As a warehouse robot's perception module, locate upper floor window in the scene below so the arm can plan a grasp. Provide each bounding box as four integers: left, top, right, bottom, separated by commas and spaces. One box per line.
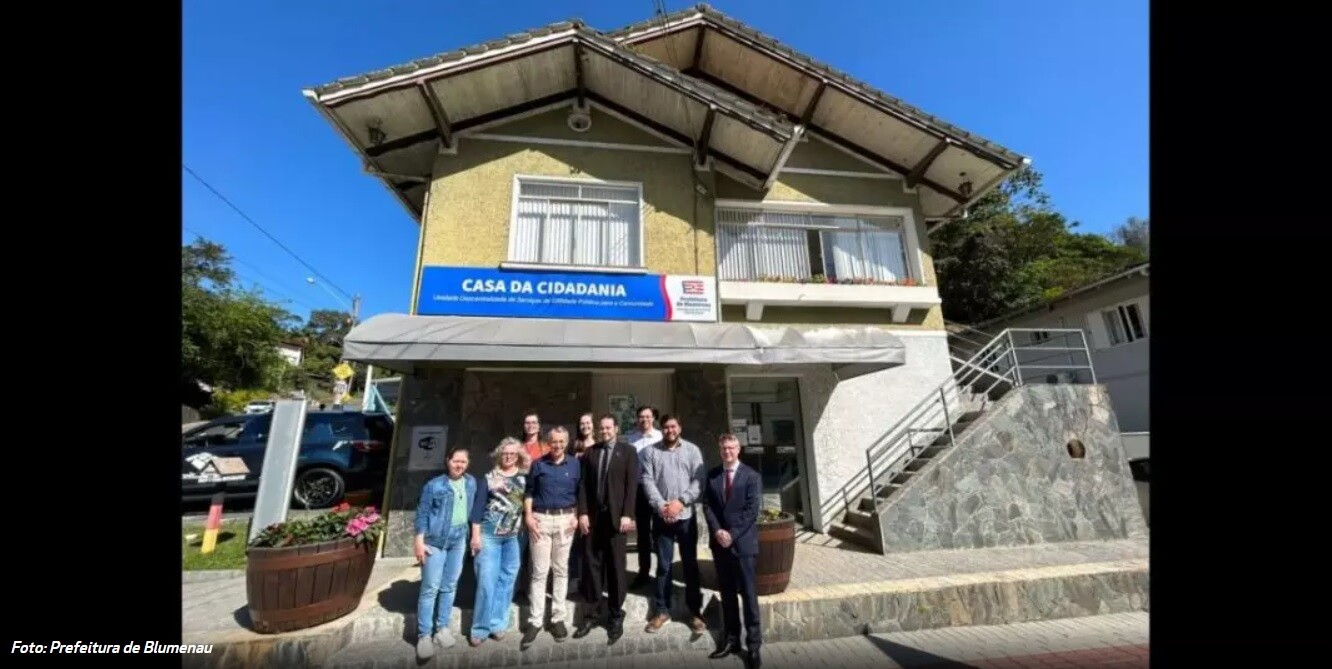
716, 208, 915, 284
1101, 301, 1147, 346
508, 177, 643, 269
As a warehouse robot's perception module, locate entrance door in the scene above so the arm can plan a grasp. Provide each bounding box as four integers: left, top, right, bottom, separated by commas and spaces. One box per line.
728, 377, 808, 525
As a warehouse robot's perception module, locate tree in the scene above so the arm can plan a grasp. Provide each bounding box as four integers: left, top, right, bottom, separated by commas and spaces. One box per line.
291, 309, 356, 399
181, 239, 298, 407
930, 167, 1147, 324
1110, 216, 1149, 254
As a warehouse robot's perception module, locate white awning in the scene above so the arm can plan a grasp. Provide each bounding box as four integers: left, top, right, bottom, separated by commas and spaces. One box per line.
343, 314, 906, 379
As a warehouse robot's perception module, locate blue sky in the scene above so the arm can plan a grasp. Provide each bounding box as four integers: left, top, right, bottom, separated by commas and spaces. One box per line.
183, 0, 1147, 323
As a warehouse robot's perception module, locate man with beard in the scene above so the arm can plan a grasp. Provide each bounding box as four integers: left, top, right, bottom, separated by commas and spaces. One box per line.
639, 415, 706, 635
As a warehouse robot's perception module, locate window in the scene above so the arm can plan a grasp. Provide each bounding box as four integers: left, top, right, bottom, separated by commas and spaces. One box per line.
1101, 302, 1147, 345
184, 420, 245, 448
716, 208, 913, 284
509, 178, 642, 268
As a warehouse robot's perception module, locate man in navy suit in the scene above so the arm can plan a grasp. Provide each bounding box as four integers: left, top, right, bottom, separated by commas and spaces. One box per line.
702, 433, 762, 668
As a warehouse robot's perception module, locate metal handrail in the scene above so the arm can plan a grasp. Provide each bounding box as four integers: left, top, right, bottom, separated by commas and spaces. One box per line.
826, 327, 1095, 526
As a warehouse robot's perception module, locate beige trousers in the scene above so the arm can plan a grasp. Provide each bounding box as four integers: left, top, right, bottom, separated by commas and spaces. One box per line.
527, 512, 577, 627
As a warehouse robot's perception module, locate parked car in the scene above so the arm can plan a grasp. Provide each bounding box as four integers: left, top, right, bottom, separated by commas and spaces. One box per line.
243, 400, 275, 414
181, 410, 393, 508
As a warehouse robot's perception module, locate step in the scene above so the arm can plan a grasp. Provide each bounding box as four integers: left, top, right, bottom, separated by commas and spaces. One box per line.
919, 444, 950, 459
827, 522, 881, 552
903, 457, 933, 473
329, 610, 718, 669
872, 483, 904, 501
857, 496, 886, 513
890, 470, 915, 485
841, 508, 877, 531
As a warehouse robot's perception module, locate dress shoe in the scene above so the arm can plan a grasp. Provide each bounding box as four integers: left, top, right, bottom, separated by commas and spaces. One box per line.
747, 646, 762, 669
709, 641, 742, 659
572, 616, 598, 639
607, 620, 624, 644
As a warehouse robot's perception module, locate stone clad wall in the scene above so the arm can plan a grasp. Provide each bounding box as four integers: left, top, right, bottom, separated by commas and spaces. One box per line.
878, 384, 1149, 553
381, 368, 464, 558
381, 369, 593, 557
672, 366, 728, 472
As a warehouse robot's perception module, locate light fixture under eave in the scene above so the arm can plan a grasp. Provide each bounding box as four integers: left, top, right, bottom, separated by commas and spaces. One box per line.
958, 172, 973, 199
366, 120, 387, 146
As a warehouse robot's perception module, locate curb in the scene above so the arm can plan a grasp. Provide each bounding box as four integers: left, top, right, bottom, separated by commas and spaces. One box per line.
183, 569, 245, 583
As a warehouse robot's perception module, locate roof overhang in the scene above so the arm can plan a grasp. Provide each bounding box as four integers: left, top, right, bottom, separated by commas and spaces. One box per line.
611, 4, 1030, 221
343, 314, 905, 381
303, 21, 799, 219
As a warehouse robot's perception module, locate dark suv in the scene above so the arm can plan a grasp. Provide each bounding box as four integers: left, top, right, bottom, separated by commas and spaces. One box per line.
182, 411, 393, 508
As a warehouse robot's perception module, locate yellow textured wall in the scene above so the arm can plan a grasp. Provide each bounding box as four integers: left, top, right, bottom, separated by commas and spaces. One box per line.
420, 108, 712, 277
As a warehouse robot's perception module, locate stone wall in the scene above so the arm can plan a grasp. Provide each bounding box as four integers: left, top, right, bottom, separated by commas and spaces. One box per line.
458, 370, 593, 461
878, 384, 1149, 553
382, 368, 465, 557
673, 366, 728, 471
382, 369, 593, 557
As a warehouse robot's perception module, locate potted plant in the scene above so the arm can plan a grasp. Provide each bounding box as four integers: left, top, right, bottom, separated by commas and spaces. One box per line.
754, 507, 796, 595
244, 503, 385, 634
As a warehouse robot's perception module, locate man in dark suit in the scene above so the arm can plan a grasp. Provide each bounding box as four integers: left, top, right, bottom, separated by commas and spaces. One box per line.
702, 433, 762, 668
574, 414, 639, 643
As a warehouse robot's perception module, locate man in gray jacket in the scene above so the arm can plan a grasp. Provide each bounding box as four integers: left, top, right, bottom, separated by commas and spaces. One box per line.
638, 414, 707, 634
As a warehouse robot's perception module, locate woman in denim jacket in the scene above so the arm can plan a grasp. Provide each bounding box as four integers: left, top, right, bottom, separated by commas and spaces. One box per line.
414, 446, 487, 661
467, 437, 531, 647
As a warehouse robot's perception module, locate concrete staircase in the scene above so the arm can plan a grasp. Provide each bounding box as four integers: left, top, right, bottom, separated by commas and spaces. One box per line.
828, 405, 986, 551
825, 326, 1098, 554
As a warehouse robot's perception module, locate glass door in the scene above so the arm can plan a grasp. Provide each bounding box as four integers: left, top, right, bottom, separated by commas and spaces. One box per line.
728, 377, 807, 525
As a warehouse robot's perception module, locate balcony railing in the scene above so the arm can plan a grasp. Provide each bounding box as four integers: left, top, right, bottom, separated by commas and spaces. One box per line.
715, 212, 924, 286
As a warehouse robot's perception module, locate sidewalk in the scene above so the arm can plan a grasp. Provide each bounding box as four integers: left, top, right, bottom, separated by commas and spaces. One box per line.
519, 612, 1149, 668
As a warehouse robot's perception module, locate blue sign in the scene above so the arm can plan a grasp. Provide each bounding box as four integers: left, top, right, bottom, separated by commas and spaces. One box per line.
415, 265, 718, 322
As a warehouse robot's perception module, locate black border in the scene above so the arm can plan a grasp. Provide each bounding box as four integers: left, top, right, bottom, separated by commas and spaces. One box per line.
10, 4, 181, 665
1153, 1, 1320, 664
6, 2, 1323, 666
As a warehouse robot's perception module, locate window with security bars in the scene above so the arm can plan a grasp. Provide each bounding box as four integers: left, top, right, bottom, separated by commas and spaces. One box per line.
509, 179, 642, 268
715, 208, 914, 284
1101, 302, 1147, 346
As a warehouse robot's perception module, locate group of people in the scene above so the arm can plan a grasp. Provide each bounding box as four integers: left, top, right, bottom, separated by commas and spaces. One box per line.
412, 406, 766, 668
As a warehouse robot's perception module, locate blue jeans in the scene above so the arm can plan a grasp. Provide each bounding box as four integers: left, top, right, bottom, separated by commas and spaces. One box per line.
654, 515, 703, 616
470, 524, 525, 639
417, 524, 468, 638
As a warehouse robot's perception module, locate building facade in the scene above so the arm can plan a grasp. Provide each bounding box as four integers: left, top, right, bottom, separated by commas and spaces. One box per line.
974, 263, 1149, 457
304, 5, 1027, 555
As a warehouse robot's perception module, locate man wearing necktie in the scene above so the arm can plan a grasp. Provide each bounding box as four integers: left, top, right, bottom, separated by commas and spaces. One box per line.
573, 414, 639, 643
702, 433, 763, 668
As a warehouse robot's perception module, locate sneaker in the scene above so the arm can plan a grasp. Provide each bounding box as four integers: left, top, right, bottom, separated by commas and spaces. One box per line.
433, 629, 456, 649
551, 621, 569, 642
644, 612, 670, 633
415, 636, 434, 660
467, 637, 485, 648
520, 626, 540, 650
489, 631, 506, 641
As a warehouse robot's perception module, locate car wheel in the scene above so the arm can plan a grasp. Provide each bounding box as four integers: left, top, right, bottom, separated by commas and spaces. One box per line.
293, 467, 345, 509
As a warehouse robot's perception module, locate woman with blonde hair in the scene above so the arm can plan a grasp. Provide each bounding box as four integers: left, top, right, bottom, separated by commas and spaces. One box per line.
467, 437, 530, 646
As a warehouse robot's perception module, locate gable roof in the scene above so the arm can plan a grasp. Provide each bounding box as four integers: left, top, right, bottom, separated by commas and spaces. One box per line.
303, 6, 1027, 222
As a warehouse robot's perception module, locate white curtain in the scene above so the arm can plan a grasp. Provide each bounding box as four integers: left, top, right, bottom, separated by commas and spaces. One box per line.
513, 181, 640, 267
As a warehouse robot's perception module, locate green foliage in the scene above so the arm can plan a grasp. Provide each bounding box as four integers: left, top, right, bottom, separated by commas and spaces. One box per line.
182, 239, 298, 405
758, 508, 790, 523
248, 503, 385, 549
931, 167, 1147, 324
203, 388, 274, 419
290, 309, 357, 399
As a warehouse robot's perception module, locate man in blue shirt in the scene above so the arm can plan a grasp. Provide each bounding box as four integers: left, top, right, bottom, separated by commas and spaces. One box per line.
522, 426, 581, 648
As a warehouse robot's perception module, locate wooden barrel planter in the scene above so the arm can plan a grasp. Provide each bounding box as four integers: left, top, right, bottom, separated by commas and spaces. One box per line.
246, 538, 376, 634
754, 512, 796, 596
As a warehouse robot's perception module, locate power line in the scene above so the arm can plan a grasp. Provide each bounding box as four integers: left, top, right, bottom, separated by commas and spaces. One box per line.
183, 226, 322, 312
182, 164, 355, 301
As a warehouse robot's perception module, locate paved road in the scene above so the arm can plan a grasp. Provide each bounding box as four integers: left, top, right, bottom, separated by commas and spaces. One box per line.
523, 612, 1149, 669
